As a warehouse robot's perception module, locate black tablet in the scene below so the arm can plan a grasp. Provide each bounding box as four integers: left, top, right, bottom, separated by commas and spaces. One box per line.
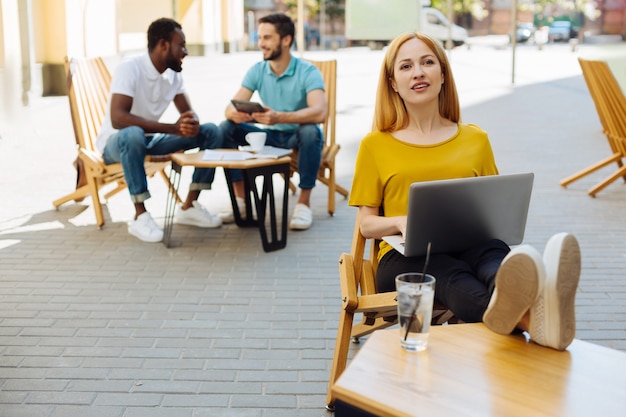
231, 100, 266, 114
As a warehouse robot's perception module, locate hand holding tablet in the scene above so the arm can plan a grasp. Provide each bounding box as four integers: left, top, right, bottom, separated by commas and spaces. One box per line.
231, 100, 267, 114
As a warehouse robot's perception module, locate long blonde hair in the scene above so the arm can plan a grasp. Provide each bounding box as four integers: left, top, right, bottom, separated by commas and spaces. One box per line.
373, 32, 460, 132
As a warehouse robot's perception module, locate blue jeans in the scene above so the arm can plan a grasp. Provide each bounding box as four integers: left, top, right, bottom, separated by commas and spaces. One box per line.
376, 239, 511, 323
102, 124, 223, 203
219, 120, 323, 189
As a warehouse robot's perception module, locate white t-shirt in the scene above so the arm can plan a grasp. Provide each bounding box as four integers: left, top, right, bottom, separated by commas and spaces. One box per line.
95, 53, 186, 153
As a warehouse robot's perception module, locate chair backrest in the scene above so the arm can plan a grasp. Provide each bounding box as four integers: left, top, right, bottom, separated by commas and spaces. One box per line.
65, 56, 111, 153
308, 59, 337, 158
578, 58, 626, 157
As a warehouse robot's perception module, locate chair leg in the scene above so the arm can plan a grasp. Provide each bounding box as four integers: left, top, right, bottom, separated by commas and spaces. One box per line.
335, 183, 350, 197
560, 153, 622, 187
588, 165, 626, 197
327, 169, 336, 216
103, 180, 128, 201
326, 308, 355, 409
316, 174, 349, 198
53, 185, 91, 208
85, 175, 106, 228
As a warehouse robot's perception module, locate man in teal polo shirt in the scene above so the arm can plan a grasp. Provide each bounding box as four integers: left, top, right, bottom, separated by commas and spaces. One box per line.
219, 13, 327, 231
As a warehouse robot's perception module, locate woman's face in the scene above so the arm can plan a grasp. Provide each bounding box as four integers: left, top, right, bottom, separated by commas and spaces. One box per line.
390, 37, 444, 107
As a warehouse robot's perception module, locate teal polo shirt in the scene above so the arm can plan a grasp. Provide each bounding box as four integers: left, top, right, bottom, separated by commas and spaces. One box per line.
242, 55, 325, 132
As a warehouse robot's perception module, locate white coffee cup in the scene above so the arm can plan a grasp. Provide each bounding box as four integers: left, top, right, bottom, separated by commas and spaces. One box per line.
245, 132, 267, 152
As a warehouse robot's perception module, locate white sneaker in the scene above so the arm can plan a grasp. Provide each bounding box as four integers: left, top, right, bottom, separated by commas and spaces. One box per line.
289, 203, 313, 230
529, 233, 581, 350
218, 197, 256, 223
175, 201, 222, 228
483, 245, 545, 335
128, 212, 163, 243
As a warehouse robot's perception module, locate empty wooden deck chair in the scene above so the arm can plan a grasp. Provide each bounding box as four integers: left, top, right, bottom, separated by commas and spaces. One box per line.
560, 58, 626, 196
53, 56, 178, 227
326, 210, 458, 409
289, 59, 349, 215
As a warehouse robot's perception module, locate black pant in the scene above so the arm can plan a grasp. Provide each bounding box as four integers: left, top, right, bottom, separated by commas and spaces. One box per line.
377, 239, 510, 323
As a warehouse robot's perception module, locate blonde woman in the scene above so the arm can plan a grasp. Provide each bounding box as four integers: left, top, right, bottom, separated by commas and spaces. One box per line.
349, 32, 581, 350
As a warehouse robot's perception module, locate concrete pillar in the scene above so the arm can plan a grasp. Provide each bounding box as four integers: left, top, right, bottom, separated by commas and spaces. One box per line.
219, 0, 244, 53
32, 0, 67, 96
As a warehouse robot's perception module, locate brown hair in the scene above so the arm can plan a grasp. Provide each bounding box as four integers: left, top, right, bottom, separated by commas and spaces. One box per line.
259, 13, 295, 47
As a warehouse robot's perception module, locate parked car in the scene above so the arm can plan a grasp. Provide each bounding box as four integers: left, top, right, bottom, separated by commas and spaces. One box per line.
510, 22, 536, 43
548, 21, 573, 42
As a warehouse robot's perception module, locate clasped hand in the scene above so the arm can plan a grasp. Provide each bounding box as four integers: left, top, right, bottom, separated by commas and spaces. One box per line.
177, 110, 200, 137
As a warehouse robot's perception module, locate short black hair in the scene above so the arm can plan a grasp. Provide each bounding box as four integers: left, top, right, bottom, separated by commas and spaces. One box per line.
147, 18, 182, 51
259, 13, 295, 46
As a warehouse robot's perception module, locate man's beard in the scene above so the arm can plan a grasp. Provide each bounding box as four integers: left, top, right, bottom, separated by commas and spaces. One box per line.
263, 44, 283, 61
166, 53, 183, 72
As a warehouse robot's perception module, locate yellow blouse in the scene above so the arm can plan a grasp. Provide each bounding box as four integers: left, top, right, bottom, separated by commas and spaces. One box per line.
349, 123, 499, 260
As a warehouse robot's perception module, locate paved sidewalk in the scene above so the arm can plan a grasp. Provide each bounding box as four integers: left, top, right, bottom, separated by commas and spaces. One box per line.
1, 40, 625, 416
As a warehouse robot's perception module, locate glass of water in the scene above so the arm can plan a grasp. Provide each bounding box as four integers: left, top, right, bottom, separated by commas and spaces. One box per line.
395, 273, 436, 352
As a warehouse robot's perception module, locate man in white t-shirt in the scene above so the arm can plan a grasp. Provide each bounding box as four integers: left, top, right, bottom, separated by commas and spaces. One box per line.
97, 18, 223, 243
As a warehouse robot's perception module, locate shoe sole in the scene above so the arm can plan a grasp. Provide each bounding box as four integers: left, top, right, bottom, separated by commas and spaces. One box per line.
289, 222, 312, 230
174, 219, 222, 228
483, 246, 542, 335
543, 233, 581, 350
128, 228, 163, 243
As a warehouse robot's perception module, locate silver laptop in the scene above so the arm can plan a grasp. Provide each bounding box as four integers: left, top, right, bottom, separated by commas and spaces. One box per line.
383, 173, 534, 257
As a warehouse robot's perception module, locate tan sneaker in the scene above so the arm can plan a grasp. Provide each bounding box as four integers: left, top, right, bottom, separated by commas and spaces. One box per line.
529, 233, 581, 350
483, 245, 545, 335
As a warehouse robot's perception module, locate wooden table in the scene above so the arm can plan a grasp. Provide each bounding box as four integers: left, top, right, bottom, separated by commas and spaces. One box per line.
163, 151, 291, 252
332, 323, 626, 417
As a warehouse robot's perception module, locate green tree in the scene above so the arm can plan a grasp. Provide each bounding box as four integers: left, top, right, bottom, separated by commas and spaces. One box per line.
281, 0, 345, 36
282, 0, 320, 20
430, 0, 487, 20
323, 0, 345, 35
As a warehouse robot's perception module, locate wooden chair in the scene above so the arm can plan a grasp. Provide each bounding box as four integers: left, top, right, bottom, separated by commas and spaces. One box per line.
560, 58, 626, 196
289, 59, 349, 215
53, 56, 178, 227
326, 210, 458, 409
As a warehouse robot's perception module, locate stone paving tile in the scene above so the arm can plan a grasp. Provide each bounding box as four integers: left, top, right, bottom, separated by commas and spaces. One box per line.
1, 41, 625, 416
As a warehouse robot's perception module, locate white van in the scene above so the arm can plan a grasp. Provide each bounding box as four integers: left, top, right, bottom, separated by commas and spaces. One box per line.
345, 1, 468, 49
422, 7, 468, 47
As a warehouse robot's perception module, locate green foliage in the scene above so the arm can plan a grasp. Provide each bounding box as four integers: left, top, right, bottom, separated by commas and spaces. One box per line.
281, 0, 345, 21
282, 0, 320, 19
325, 0, 345, 20
430, 0, 484, 17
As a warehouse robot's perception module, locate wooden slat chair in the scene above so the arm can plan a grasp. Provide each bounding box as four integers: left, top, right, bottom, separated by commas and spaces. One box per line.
288, 59, 349, 215
326, 210, 458, 409
560, 58, 626, 196
53, 56, 179, 227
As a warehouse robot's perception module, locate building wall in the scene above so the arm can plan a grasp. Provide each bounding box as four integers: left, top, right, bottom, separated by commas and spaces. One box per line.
0, 0, 244, 100
0, 3, 5, 67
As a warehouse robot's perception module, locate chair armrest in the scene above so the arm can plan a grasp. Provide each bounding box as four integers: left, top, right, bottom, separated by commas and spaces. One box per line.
357, 292, 397, 314
78, 148, 106, 175
322, 143, 340, 165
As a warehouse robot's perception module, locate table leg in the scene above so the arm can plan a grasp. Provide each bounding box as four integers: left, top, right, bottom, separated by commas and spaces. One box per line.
223, 168, 257, 227
224, 162, 290, 252
163, 161, 182, 248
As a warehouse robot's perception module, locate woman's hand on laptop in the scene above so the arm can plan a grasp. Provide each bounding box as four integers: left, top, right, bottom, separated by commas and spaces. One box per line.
397, 216, 407, 239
